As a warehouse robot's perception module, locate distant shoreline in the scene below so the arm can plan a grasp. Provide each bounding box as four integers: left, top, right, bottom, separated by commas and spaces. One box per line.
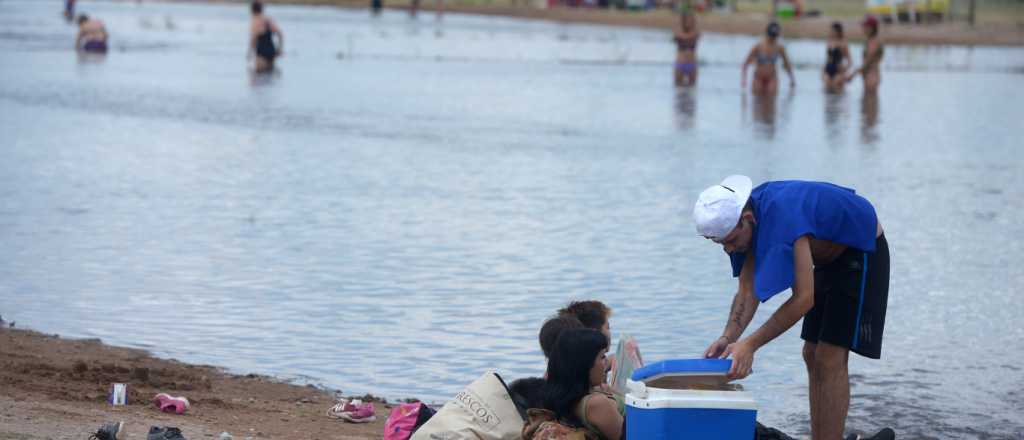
170, 0, 1024, 46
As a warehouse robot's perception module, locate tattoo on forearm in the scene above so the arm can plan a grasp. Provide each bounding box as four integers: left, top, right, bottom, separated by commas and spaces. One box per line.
732, 301, 744, 328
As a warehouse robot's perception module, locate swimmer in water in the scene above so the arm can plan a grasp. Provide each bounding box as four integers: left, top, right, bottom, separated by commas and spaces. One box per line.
248, 1, 283, 73
846, 15, 884, 94
741, 22, 795, 96
673, 13, 700, 87
823, 22, 851, 92
75, 14, 108, 53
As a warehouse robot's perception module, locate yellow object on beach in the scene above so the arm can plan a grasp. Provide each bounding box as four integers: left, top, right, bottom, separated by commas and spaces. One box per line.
865, 0, 950, 15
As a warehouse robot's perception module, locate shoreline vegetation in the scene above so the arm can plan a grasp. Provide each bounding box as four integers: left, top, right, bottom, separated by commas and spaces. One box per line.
0, 326, 390, 439
175, 0, 1024, 46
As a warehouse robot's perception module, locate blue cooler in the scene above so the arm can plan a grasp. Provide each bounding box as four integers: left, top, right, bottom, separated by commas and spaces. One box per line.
625, 359, 757, 439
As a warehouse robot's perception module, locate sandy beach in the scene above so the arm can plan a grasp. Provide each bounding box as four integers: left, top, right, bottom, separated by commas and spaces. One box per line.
0, 326, 389, 439
207, 0, 1024, 46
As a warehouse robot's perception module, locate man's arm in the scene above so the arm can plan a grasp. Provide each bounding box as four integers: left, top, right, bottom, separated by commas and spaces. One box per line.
705, 252, 759, 358
724, 235, 815, 378
724, 252, 758, 341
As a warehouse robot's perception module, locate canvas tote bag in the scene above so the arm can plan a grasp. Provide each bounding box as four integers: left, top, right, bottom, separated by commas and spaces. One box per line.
411, 372, 525, 440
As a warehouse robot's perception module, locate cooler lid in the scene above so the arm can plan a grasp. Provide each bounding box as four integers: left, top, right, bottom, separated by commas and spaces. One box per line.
631, 359, 731, 382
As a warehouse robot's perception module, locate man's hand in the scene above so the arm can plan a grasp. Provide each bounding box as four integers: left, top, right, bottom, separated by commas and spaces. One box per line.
704, 335, 730, 359
721, 339, 755, 380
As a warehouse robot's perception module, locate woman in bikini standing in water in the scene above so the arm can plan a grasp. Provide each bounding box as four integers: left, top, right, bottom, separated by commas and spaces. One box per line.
673, 13, 700, 87
741, 22, 795, 96
822, 22, 851, 92
847, 15, 884, 94
248, 1, 283, 73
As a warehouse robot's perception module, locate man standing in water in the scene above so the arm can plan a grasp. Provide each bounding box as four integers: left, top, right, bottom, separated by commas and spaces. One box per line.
75, 14, 108, 53
248, 1, 283, 73
694, 175, 894, 440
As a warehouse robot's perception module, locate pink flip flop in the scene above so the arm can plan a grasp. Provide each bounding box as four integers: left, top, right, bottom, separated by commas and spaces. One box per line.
153, 393, 190, 414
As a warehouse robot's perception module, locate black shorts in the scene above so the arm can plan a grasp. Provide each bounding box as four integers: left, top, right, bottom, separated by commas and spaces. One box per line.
801, 234, 890, 359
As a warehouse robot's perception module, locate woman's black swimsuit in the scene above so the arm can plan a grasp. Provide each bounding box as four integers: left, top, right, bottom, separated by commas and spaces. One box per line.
255, 23, 276, 60
825, 46, 843, 78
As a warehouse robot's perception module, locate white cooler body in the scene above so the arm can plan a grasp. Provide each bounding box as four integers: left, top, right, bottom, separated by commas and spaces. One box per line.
625, 379, 757, 439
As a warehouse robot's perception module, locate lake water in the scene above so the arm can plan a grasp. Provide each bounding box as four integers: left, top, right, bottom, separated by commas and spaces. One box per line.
2, 1, 1023, 437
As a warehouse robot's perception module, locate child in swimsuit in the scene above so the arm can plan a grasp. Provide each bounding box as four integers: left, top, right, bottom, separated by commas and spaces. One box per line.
741, 22, 795, 96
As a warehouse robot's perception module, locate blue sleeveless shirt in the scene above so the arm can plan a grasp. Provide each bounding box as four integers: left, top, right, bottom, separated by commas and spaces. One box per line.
728, 181, 878, 302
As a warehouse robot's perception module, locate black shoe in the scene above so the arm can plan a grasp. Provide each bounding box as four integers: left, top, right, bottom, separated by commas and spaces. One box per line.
148, 426, 186, 440
846, 428, 896, 440
89, 421, 123, 440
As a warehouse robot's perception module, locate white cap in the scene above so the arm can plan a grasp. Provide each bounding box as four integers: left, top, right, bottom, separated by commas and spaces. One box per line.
693, 175, 753, 240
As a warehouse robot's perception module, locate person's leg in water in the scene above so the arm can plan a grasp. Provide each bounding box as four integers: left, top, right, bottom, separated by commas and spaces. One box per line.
753, 74, 777, 96
863, 70, 880, 94
814, 341, 851, 440
255, 55, 274, 73
803, 342, 821, 438
751, 75, 764, 95
686, 64, 698, 87
765, 75, 779, 95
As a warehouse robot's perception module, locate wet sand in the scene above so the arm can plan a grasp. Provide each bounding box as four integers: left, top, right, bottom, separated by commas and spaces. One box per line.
187, 0, 1024, 46
0, 327, 389, 439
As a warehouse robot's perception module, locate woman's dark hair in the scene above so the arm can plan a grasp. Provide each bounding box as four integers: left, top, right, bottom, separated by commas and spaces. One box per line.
865, 22, 878, 37
76, 14, 89, 25
557, 300, 611, 332
863, 15, 879, 37
766, 22, 781, 38
541, 328, 609, 426
831, 21, 843, 38
539, 315, 584, 359
251, 1, 263, 14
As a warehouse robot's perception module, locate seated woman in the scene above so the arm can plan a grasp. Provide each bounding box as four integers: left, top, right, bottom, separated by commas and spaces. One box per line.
523, 328, 622, 440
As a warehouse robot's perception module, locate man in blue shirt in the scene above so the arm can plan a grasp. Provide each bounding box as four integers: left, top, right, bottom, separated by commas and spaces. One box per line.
694, 175, 891, 440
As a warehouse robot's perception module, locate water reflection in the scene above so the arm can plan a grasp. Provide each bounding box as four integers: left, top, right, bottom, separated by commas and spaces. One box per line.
860, 93, 880, 145
76, 51, 107, 65
824, 92, 847, 144
742, 90, 793, 139
249, 68, 282, 87
673, 89, 697, 131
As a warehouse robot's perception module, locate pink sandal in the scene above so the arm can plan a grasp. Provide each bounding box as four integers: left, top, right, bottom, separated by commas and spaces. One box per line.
153, 393, 190, 414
